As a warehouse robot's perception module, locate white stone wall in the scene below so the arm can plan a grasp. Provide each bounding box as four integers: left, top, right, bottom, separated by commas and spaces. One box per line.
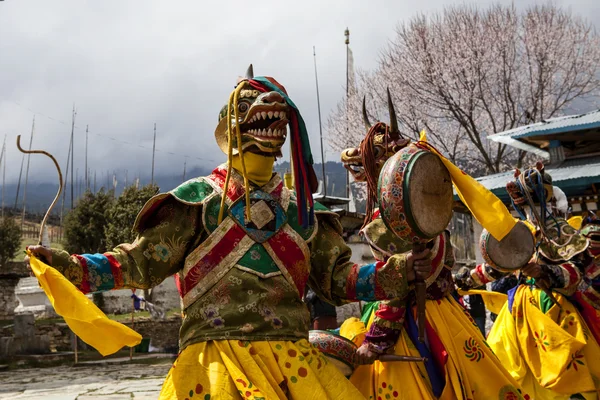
101, 276, 181, 315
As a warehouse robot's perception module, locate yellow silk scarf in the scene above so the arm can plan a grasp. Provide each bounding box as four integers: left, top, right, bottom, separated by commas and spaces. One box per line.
230, 152, 275, 187
28, 253, 141, 356
419, 130, 516, 241
459, 289, 509, 315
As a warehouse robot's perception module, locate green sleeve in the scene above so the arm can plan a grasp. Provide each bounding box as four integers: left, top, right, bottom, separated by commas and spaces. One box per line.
308, 214, 411, 306
50, 196, 203, 293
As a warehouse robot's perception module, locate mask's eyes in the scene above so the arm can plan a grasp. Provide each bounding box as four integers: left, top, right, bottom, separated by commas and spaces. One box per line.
238, 101, 250, 113
373, 146, 385, 158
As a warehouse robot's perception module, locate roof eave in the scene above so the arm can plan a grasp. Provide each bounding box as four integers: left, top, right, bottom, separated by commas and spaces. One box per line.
489, 135, 550, 158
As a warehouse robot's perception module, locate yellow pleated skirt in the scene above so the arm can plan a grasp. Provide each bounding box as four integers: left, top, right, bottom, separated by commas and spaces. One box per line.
341, 296, 527, 400
158, 339, 365, 400
487, 285, 600, 400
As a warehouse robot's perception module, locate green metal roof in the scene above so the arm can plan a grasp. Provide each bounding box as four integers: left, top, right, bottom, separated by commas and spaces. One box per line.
488, 109, 600, 140
454, 155, 600, 203
487, 109, 600, 158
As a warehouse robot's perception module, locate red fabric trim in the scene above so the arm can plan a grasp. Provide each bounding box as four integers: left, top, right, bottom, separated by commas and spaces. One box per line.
573, 292, 600, 345
346, 264, 359, 300
174, 275, 184, 297
73, 255, 91, 294
583, 286, 600, 307
270, 180, 284, 201
586, 261, 600, 280
561, 263, 580, 289
474, 264, 488, 284
374, 261, 387, 299
209, 167, 244, 203
104, 254, 124, 289
425, 315, 449, 371
268, 229, 309, 295
375, 304, 406, 321
428, 235, 445, 279
248, 81, 269, 93
182, 224, 246, 296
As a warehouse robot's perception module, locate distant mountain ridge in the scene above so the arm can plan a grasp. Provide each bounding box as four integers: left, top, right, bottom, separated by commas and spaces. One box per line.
2, 162, 351, 215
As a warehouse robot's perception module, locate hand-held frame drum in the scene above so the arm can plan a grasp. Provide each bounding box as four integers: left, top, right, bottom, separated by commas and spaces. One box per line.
481, 220, 561, 308
378, 144, 453, 342
480, 221, 535, 273
308, 331, 426, 377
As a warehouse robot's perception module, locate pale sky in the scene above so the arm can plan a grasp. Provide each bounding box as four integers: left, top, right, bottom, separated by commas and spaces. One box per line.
1, 0, 598, 184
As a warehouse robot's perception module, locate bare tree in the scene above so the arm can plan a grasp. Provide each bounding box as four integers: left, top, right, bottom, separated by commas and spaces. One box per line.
327, 3, 600, 175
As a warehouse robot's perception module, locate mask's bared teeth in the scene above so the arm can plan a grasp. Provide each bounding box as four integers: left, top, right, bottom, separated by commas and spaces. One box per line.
274, 111, 280, 118
280, 112, 287, 119
268, 111, 273, 119
261, 112, 267, 120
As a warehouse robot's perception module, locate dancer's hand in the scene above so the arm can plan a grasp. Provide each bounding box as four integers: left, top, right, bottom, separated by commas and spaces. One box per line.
23, 245, 52, 276
454, 267, 474, 291
522, 262, 543, 279
407, 249, 432, 282
355, 344, 378, 365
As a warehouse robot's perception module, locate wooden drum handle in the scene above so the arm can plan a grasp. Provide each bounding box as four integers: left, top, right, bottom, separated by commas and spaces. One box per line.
412, 242, 427, 343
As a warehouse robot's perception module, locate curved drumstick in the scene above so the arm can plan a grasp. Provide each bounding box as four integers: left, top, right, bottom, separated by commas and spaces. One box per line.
16, 135, 63, 246
354, 354, 427, 365
379, 354, 428, 363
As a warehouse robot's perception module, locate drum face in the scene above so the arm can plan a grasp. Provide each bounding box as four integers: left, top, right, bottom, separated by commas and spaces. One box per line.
379, 146, 453, 242
481, 221, 535, 272
406, 153, 453, 239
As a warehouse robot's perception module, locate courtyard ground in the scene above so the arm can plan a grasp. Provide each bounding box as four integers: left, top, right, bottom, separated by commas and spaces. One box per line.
0, 359, 173, 400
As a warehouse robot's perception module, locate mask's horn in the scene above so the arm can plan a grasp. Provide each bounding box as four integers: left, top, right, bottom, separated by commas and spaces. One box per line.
387, 88, 399, 136
362, 96, 372, 130
246, 64, 254, 79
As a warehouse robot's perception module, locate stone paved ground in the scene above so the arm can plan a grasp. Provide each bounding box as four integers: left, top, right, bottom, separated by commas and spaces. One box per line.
0, 362, 172, 399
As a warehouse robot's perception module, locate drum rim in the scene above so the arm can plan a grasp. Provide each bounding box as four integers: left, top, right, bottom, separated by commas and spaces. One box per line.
308, 330, 356, 368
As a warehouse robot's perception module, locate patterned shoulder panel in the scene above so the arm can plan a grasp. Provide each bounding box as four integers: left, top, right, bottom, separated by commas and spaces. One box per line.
171, 177, 215, 205
314, 201, 330, 212
286, 197, 318, 242
133, 177, 215, 233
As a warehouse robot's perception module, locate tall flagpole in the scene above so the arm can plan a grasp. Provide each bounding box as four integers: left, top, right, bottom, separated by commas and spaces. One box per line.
70, 105, 76, 210
151, 123, 157, 185
60, 126, 73, 226
85, 125, 89, 191
1, 135, 6, 219
345, 28, 350, 207
313, 46, 327, 197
